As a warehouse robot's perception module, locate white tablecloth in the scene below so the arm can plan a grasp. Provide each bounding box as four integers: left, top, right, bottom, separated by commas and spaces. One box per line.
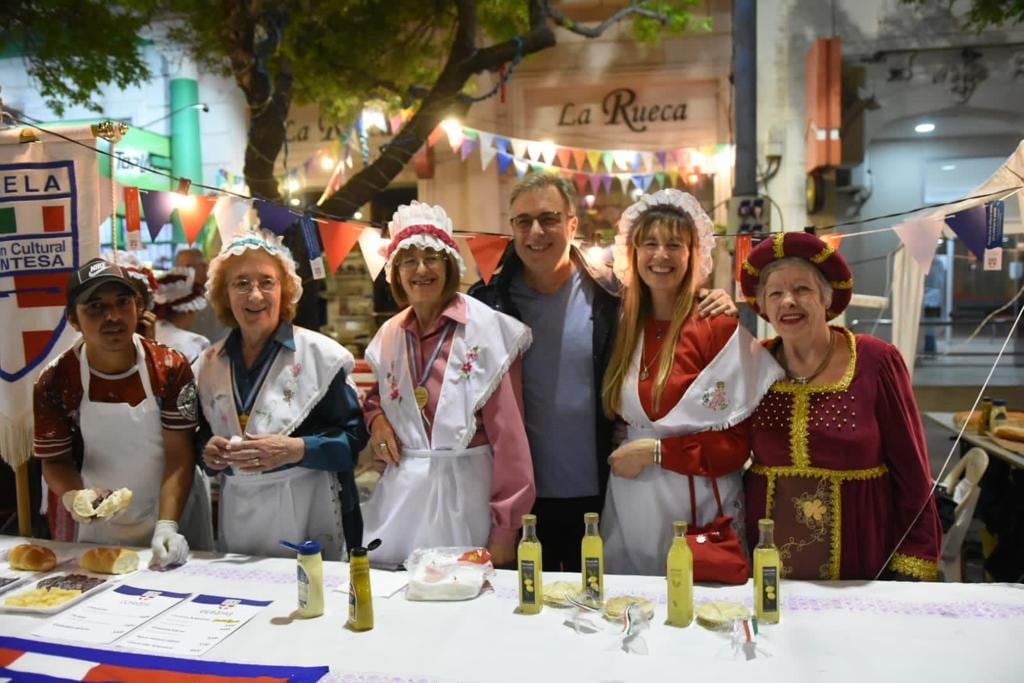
2, 536, 1022, 682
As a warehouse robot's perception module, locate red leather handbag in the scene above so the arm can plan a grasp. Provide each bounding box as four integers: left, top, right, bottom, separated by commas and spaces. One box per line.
685, 474, 750, 585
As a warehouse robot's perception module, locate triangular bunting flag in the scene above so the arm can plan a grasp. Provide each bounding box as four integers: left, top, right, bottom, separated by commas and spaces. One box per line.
540, 144, 558, 165
510, 138, 529, 159
460, 137, 479, 161
894, 218, 945, 272
140, 190, 177, 241
572, 149, 587, 171
427, 125, 445, 148
513, 159, 530, 178
319, 220, 362, 274
213, 196, 252, 246
556, 147, 573, 168
358, 227, 387, 281
493, 136, 510, 153
529, 163, 545, 174
480, 142, 498, 171
617, 175, 631, 194
573, 173, 589, 196
944, 205, 987, 260
478, 131, 494, 153
586, 150, 602, 172
656, 151, 668, 168
255, 200, 298, 235
465, 234, 511, 285
667, 170, 680, 187
526, 140, 543, 161
640, 152, 655, 173
602, 152, 616, 173
601, 175, 613, 194
588, 174, 602, 195
630, 152, 642, 172
176, 195, 217, 246
447, 126, 465, 154
497, 151, 514, 175
654, 172, 666, 188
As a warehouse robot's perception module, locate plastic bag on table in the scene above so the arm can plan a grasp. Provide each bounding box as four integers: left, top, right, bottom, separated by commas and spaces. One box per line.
404, 547, 494, 601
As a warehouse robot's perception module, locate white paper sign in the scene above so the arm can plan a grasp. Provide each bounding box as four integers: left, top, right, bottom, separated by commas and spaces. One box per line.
983, 247, 1003, 271
32, 585, 189, 645
117, 593, 272, 657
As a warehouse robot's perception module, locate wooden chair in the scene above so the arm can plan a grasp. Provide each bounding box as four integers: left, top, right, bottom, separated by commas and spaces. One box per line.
938, 447, 989, 582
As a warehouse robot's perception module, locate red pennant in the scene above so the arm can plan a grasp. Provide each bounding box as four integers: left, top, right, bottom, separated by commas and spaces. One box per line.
573, 173, 589, 196
465, 234, 511, 285
176, 195, 217, 245
319, 220, 362, 274
734, 234, 753, 282
124, 186, 141, 234
556, 147, 573, 169
427, 125, 445, 148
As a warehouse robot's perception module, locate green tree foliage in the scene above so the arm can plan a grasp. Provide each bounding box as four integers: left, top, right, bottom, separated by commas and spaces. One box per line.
2, 1, 702, 216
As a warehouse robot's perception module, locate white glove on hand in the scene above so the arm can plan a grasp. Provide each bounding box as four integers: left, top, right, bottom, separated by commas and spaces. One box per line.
151, 519, 190, 568
61, 490, 94, 525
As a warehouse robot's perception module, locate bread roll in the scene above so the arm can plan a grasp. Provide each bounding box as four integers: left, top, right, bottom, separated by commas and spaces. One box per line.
79, 547, 139, 575
72, 488, 133, 519
8, 544, 57, 571
993, 425, 1024, 442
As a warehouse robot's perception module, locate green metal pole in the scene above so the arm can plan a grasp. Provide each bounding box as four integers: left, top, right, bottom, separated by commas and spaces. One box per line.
170, 77, 203, 243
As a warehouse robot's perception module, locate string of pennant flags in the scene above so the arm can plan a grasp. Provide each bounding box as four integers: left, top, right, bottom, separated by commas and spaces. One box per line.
12, 115, 1022, 291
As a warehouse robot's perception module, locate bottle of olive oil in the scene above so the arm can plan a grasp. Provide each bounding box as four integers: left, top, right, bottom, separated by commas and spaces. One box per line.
580, 512, 604, 605
666, 521, 693, 626
753, 518, 780, 624
517, 514, 543, 614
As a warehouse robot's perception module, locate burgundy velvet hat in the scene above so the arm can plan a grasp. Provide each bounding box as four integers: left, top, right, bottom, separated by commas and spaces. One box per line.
739, 232, 853, 321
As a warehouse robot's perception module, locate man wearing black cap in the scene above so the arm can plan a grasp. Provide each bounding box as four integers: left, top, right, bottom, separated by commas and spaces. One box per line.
33, 258, 198, 567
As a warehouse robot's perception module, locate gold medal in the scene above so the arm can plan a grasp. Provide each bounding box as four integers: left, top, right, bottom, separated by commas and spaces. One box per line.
414, 386, 429, 408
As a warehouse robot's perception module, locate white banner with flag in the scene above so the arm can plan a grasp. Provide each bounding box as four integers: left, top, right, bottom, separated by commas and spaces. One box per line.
0, 126, 103, 468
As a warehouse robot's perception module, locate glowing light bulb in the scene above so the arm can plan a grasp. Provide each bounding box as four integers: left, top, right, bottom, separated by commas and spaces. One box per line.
320, 155, 336, 171
287, 178, 301, 193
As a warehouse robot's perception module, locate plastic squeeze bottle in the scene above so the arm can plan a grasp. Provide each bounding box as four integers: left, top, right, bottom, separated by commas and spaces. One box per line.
280, 540, 324, 618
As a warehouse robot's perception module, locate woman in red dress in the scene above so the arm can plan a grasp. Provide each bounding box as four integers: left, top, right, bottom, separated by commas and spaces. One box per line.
739, 232, 941, 580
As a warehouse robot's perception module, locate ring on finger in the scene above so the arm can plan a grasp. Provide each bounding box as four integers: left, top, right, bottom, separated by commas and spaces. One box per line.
250, 457, 260, 466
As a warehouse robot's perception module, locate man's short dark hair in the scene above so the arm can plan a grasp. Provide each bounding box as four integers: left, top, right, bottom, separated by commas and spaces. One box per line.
509, 173, 578, 213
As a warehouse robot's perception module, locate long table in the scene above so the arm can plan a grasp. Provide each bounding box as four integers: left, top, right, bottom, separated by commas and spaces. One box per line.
925, 411, 1024, 469
2, 536, 1023, 682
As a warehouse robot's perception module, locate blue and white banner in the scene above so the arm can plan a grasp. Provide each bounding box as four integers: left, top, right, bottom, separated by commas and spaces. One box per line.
0, 126, 102, 468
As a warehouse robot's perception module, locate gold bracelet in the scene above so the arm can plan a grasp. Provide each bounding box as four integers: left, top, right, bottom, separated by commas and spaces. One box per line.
653, 439, 662, 466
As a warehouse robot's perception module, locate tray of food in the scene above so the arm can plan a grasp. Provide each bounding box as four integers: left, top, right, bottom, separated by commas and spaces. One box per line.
1, 572, 112, 614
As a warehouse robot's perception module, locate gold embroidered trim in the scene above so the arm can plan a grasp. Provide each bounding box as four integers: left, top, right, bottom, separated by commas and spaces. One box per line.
743, 260, 761, 277
890, 553, 939, 581
765, 472, 777, 521
749, 463, 889, 481
832, 278, 853, 290
745, 296, 758, 306
829, 478, 842, 579
811, 245, 835, 264
773, 234, 787, 259
771, 327, 857, 394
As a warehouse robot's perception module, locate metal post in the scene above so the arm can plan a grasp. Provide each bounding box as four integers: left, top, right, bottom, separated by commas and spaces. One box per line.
733, 0, 757, 197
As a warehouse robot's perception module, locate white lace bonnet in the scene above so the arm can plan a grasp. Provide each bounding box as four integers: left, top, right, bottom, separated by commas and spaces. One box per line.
613, 189, 716, 283
384, 201, 465, 283
154, 266, 208, 313
206, 228, 303, 304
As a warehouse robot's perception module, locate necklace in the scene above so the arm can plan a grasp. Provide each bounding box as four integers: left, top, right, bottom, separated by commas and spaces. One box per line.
638, 325, 666, 381
779, 330, 836, 384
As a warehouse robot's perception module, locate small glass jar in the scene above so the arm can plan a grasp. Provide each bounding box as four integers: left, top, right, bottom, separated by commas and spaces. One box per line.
978, 397, 993, 436
990, 399, 1009, 434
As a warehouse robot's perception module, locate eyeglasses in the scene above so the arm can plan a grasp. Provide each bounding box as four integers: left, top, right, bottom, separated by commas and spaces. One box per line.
229, 277, 279, 294
509, 211, 569, 232
398, 254, 447, 272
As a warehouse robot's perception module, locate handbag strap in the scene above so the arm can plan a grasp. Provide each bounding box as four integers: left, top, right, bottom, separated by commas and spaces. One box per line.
687, 447, 726, 524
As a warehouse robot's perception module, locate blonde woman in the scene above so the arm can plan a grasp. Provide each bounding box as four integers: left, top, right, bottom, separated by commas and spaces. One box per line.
600, 190, 782, 578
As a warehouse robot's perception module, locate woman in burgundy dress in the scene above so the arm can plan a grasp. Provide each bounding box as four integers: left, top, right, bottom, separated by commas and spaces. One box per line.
739, 232, 941, 580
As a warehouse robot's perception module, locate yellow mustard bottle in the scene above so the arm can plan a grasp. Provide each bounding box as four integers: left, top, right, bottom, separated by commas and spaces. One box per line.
347, 547, 373, 631
518, 514, 543, 614
666, 521, 693, 627
280, 540, 324, 618
581, 512, 604, 605
753, 518, 781, 624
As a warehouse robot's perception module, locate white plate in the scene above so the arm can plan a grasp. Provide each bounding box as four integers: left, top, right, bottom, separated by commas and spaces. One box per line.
0, 576, 28, 596
0, 571, 115, 614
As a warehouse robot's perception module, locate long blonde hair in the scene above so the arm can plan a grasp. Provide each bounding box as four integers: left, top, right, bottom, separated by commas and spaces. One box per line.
602, 208, 700, 418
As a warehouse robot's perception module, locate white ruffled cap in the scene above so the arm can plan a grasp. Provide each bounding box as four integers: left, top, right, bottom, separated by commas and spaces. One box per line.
154, 267, 208, 313
384, 200, 465, 283
206, 228, 303, 304
613, 189, 716, 284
